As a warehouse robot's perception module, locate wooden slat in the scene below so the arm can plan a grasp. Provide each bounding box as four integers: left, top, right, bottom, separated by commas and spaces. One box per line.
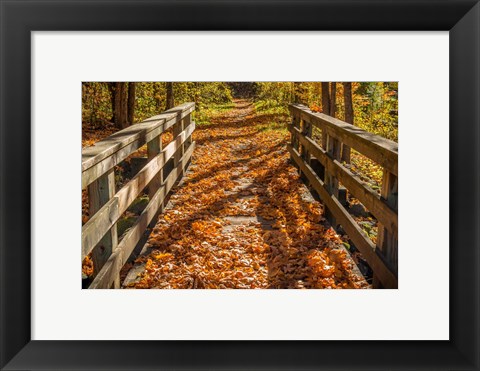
147, 134, 163, 202
377, 170, 399, 269
324, 132, 341, 226
89, 142, 195, 289
289, 125, 398, 233
82, 102, 195, 188
288, 145, 397, 289
87, 168, 118, 277
82, 122, 196, 259
82, 102, 194, 170
290, 104, 398, 176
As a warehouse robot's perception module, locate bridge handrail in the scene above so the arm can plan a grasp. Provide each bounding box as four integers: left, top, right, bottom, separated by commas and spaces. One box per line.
289, 104, 398, 175
82, 102, 195, 189
288, 103, 398, 289
82, 102, 196, 289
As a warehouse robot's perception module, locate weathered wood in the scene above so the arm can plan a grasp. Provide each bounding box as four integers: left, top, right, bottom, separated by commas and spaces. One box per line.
324, 133, 341, 226
173, 114, 185, 162
147, 134, 163, 202
83, 102, 194, 170
376, 170, 399, 281
82, 122, 196, 259
290, 126, 397, 233
82, 102, 195, 188
172, 112, 187, 180
341, 82, 354, 164
184, 114, 193, 152
288, 111, 301, 168
89, 142, 195, 289
87, 168, 118, 277
299, 118, 313, 184
290, 104, 398, 176
288, 145, 397, 289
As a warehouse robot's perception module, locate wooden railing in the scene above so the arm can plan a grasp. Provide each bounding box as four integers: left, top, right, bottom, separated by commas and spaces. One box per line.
82, 102, 196, 289
288, 104, 398, 289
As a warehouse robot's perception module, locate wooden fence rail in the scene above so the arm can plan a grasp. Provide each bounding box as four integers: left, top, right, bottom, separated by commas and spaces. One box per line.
82, 102, 196, 289
288, 104, 398, 289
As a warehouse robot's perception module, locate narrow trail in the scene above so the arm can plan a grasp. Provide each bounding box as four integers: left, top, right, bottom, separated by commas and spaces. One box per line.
125, 100, 368, 289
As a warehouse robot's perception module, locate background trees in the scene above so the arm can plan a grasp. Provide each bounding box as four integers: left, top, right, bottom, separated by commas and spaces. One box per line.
252, 82, 398, 142
82, 81, 398, 142
166, 82, 174, 110
105, 82, 136, 129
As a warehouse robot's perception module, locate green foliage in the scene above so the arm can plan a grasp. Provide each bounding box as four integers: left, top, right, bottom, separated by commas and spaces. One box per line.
353, 82, 398, 141
252, 82, 398, 142
82, 81, 397, 142
82, 82, 113, 125
253, 82, 295, 110
82, 82, 233, 125
193, 102, 235, 126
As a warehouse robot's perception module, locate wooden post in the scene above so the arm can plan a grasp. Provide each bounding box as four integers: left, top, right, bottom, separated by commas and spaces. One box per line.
374, 170, 398, 288
290, 113, 300, 169
299, 119, 312, 183
172, 114, 185, 180
183, 113, 192, 166
87, 168, 118, 278
321, 129, 328, 150
147, 134, 163, 205
324, 133, 341, 227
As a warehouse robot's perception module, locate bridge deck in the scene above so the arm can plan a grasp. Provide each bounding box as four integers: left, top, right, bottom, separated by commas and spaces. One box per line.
122, 100, 368, 289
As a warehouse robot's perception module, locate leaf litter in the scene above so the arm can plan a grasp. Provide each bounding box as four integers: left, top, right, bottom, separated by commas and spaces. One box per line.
127, 100, 368, 289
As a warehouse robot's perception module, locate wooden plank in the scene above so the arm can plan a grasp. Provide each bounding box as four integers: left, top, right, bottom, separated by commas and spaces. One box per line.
87, 168, 118, 277
288, 112, 301, 169
81, 109, 194, 189
89, 142, 195, 289
82, 103, 195, 188
184, 113, 192, 151
290, 104, 398, 176
172, 112, 187, 181
299, 118, 313, 184
173, 114, 185, 164
82, 102, 194, 171
324, 133, 341, 226
82, 122, 195, 259
288, 145, 397, 289
290, 126, 398, 233
147, 134, 163, 203
377, 170, 399, 269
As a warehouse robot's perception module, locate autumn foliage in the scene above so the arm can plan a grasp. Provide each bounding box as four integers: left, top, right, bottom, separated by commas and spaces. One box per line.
82, 82, 398, 289
126, 100, 367, 289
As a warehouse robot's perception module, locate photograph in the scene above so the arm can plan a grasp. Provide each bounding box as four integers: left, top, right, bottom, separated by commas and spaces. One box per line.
3, 0, 479, 368
81, 82, 398, 289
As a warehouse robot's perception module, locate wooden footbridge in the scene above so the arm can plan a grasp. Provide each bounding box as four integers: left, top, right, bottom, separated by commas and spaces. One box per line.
81, 102, 398, 289
288, 104, 398, 288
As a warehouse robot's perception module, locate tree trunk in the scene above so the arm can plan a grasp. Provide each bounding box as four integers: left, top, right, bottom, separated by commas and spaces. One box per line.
341, 82, 354, 163
329, 82, 337, 118
294, 82, 302, 104
111, 82, 128, 129
127, 82, 136, 125
321, 82, 330, 115
320, 82, 330, 149
154, 83, 162, 110
194, 82, 201, 111
166, 82, 174, 110
108, 83, 116, 122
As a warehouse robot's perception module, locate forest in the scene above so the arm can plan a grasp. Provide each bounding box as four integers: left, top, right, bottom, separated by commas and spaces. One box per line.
83, 82, 398, 140
82, 82, 398, 289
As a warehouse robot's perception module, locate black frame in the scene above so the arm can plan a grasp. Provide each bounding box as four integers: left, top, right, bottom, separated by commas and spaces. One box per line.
1, 1, 479, 370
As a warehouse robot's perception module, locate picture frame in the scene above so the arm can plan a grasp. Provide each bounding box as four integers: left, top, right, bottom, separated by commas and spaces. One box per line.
1, 0, 478, 370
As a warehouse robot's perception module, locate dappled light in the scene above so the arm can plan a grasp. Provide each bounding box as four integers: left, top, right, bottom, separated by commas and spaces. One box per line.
81, 82, 398, 289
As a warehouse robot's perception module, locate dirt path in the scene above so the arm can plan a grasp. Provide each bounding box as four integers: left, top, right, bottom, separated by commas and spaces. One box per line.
125, 100, 368, 289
